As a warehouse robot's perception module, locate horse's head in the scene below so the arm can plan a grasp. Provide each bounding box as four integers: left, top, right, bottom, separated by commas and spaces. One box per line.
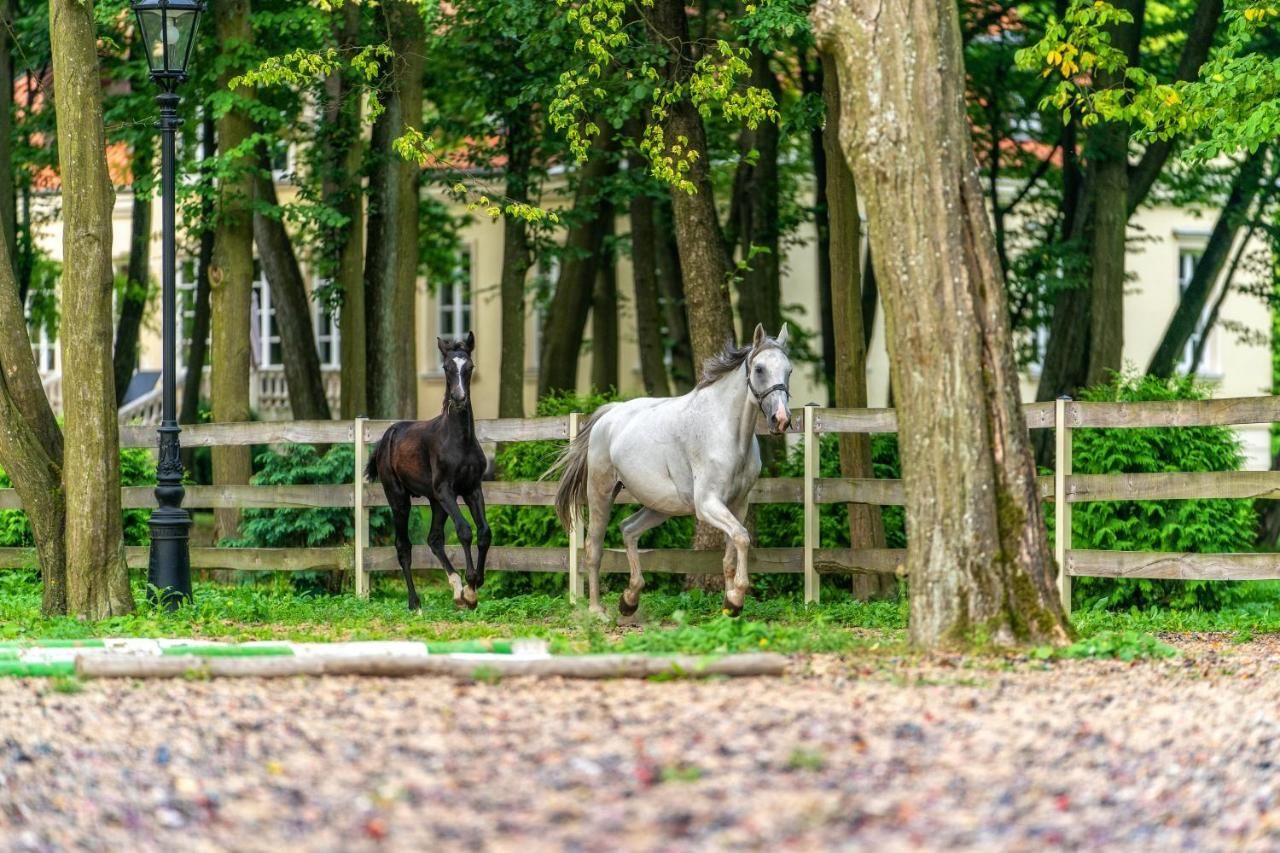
748, 323, 792, 434
438, 331, 476, 407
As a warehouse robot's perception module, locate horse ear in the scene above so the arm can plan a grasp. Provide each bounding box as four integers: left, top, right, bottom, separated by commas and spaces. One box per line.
752, 323, 766, 349
437, 337, 449, 359
776, 323, 790, 347
464, 330, 475, 353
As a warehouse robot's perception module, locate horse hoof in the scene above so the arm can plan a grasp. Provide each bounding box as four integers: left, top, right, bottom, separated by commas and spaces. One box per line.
588, 606, 609, 621
461, 587, 478, 609
721, 598, 742, 618
618, 593, 639, 618
407, 599, 422, 613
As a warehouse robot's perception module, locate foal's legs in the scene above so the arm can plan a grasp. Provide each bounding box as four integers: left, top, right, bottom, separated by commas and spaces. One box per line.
386, 483, 420, 611
433, 486, 478, 607
618, 507, 668, 617
427, 497, 470, 609
694, 494, 752, 616
462, 488, 491, 590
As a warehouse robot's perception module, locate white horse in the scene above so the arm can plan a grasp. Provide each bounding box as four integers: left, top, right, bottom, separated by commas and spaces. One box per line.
552, 324, 793, 617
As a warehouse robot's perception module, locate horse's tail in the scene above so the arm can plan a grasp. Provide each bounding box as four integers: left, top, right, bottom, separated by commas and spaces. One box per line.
548, 405, 615, 531
363, 422, 403, 483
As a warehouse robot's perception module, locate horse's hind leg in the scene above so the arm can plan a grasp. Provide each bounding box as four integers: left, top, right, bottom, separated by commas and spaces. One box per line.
583, 472, 616, 618
618, 507, 667, 617
387, 483, 420, 611
427, 498, 470, 609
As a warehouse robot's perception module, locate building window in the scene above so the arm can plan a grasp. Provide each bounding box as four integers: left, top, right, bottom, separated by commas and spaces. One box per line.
1176, 247, 1215, 375
24, 291, 57, 375
530, 256, 559, 370
251, 261, 281, 368
314, 287, 340, 368
176, 258, 208, 371
437, 247, 472, 363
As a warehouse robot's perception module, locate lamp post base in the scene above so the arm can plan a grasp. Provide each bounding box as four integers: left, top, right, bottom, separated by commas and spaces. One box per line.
147, 507, 192, 608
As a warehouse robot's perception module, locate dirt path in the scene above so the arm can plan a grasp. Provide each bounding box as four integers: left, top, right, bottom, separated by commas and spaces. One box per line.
2, 636, 1279, 851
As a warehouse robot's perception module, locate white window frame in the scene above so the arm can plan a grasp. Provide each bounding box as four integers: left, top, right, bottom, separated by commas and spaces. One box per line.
436, 246, 473, 366
313, 281, 341, 369
251, 262, 281, 369
1175, 242, 1219, 377
23, 291, 57, 375
530, 256, 559, 371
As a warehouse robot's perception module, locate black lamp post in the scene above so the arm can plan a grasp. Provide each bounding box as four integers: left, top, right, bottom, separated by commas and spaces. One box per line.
132, 0, 203, 608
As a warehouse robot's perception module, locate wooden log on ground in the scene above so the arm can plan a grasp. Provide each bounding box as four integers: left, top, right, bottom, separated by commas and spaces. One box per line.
76, 652, 790, 680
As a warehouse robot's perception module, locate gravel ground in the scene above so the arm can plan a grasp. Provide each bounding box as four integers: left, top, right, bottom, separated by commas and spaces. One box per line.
2, 635, 1280, 851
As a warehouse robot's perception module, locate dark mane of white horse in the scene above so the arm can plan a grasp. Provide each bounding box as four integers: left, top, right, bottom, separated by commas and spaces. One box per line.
696, 338, 784, 389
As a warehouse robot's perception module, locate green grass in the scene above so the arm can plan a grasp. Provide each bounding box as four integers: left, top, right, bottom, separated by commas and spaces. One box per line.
5, 569, 1280, 658
0, 569, 905, 655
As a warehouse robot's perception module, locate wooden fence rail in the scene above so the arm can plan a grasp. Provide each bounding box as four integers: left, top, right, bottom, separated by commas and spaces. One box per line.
6, 397, 1280, 613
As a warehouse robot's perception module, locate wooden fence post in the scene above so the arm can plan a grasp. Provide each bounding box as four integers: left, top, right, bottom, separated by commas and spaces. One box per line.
1054, 396, 1072, 616
803, 404, 819, 605
353, 416, 369, 599
567, 412, 583, 602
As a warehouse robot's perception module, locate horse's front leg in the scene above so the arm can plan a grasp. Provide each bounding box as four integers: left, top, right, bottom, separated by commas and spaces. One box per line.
461, 488, 490, 591
435, 486, 477, 608
695, 494, 752, 617
426, 498, 469, 609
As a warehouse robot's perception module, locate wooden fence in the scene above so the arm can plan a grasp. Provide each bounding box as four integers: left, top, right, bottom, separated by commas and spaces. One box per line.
2, 396, 1279, 615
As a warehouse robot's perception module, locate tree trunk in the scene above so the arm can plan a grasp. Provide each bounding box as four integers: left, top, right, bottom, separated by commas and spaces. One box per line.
805, 61, 838, 402
498, 107, 533, 418
180, 112, 216, 430
654, 197, 694, 392
734, 50, 783, 341
113, 139, 153, 406
628, 159, 670, 397
591, 205, 618, 392
364, 0, 424, 420
538, 140, 614, 398
0, 218, 65, 613
1148, 147, 1268, 378
812, 0, 1070, 648
820, 49, 892, 601
649, 0, 735, 366
254, 148, 331, 421
210, 0, 256, 540
49, 0, 133, 617
326, 1, 366, 421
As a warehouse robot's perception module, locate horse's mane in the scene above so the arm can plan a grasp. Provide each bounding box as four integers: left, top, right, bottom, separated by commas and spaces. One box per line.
696, 338, 782, 389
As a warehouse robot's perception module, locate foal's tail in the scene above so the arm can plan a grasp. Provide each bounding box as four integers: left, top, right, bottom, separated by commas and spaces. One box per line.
548, 405, 615, 530
363, 421, 405, 483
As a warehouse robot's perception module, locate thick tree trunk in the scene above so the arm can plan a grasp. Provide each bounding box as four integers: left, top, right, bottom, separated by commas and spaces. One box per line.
813, 0, 1069, 648
254, 150, 331, 421
498, 109, 532, 418
628, 165, 670, 397
326, 2, 366, 421
113, 140, 153, 406
364, 0, 424, 420
1148, 147, 1268, 378
0, 221, 65, 613
538, 142, 614, 398
654, 197, 694, 392
180, 113, 216, 429
820, 50, 892, 601
591, 206, 618, 392
50, 0, 132, 617
650, 0, 735, 366
210, 0, 256, 540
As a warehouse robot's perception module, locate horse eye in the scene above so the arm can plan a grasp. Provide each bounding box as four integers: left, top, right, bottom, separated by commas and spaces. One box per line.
754, 365, 763, 374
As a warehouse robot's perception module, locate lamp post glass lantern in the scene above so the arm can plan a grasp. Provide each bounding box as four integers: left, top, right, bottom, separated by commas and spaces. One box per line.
133, 0, 203, 607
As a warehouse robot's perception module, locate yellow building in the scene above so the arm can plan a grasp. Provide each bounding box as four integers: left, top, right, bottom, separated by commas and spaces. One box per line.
28, 175, 1274, 467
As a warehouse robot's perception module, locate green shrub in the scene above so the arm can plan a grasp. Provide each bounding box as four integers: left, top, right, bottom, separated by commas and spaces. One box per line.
0, 448, 155, 548
224, 444, 403, 593
1069, 373, 1257, 611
